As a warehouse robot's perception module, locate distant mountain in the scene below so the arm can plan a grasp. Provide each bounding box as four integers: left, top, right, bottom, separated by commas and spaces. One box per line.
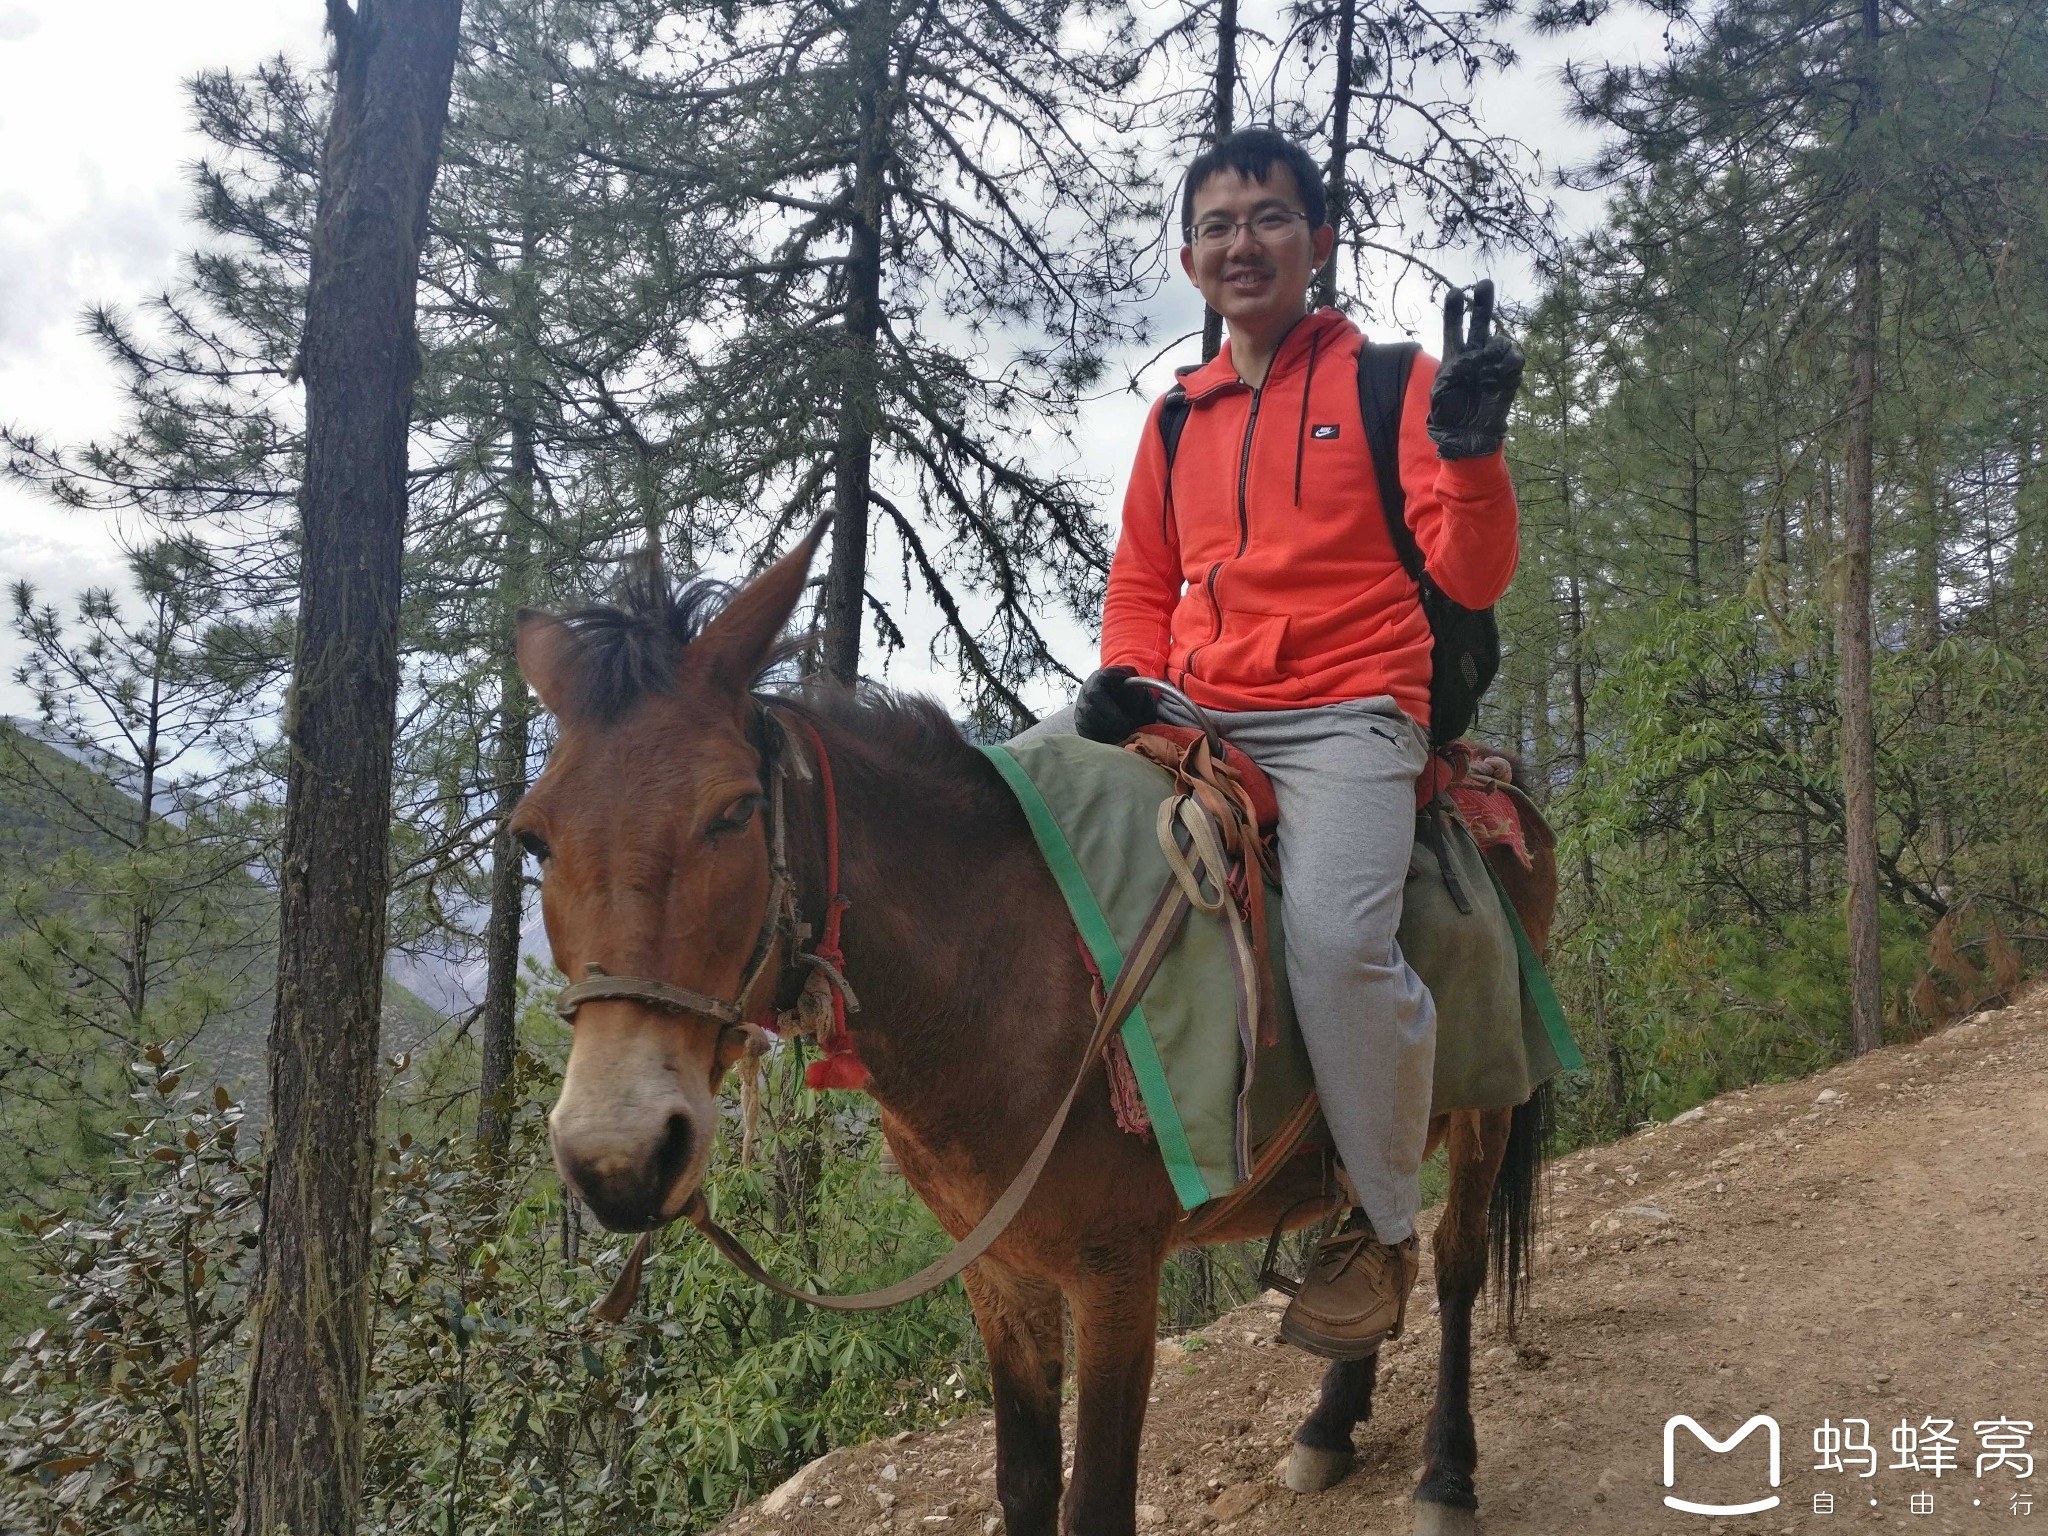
0, 717, 455, 1118
385, 905, 553, 1020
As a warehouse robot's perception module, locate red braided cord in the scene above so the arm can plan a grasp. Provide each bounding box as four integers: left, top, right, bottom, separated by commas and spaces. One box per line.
788, 715, 865, 1088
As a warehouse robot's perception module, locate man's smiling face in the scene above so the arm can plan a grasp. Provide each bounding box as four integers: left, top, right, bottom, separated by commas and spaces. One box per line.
1179, 165, 1333, 339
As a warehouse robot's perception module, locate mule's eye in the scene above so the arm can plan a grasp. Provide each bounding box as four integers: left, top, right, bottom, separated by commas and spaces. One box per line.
515, 829, 551, 863
708, 794, 761, 837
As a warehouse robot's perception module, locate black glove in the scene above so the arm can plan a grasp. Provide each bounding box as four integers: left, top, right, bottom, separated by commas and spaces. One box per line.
1074, 665, 1158, 744
1427, 279, 1525, 460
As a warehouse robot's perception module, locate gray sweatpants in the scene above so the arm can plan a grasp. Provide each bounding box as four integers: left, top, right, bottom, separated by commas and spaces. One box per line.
1171, 696, 1435, 1243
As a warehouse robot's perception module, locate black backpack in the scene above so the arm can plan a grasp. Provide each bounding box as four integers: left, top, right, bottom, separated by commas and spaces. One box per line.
1155, 341, 1500, 746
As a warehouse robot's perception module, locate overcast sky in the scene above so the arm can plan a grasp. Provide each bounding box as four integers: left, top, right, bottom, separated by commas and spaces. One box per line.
0, 0, 1648, 725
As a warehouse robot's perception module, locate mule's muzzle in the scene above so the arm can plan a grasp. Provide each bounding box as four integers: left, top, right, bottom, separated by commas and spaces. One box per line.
553, 1109, 698, 1233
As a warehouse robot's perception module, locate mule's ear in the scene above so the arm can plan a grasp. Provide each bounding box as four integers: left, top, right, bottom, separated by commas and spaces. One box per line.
516, 610, 583, 718
694, 516, 831, 693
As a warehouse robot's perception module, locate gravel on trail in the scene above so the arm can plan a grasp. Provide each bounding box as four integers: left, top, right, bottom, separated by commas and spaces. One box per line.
724, 983, 2048, 1536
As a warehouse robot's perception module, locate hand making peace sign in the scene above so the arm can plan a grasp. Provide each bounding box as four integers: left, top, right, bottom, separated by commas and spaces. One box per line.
1426, 278, 1526, 460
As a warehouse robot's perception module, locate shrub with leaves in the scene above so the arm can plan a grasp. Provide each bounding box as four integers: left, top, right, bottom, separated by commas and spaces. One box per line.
1, 1051, 255, 1535
4, 1041, 984, 1534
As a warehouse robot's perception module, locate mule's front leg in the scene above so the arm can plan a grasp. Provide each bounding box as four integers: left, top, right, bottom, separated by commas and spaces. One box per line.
1064, 1246, 1166, 1536
1414, 1108, 1510, 1536
1284, 1355, 1376, 1492
965, 1262, 1067, 1536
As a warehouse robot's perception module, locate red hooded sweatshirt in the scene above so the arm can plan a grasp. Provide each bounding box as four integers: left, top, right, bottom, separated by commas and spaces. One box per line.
1100, 308, 1520, 730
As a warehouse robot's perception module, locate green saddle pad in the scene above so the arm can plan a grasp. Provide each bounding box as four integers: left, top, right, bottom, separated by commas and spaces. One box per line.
981, 734, 1578, 1211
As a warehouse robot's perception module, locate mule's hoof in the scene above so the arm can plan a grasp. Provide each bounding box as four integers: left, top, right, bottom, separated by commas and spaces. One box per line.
1282, 1444, 1354, 1494
1411, 1497, 1480, 1536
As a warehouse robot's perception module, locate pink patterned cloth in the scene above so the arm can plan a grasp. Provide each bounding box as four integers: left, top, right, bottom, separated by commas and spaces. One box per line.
1074, 931, 1155, 1138
1420, 741, 1532, 868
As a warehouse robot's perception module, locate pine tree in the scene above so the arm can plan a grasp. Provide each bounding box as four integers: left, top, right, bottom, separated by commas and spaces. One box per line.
1503, 0, 2048, 1111
1548, 0, 2048, 1052
232, 3, 463, 1529
579, 0, 1157, 726
1277, 0, 1552, 318
1, 543, 277, 1196
5, 3, 733, 1147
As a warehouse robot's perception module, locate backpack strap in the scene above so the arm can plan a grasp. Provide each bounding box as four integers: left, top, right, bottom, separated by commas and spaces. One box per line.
1155, 361, 1204, 469
1358, 340, 1424, 584
1358, 338, 1502, 750
1158, 384, 1191, 468
1154, 364, 1206, 543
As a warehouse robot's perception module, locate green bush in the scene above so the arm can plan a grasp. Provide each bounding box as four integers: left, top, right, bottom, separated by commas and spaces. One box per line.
2, 1044, 984, 1535
1532, 592, 2022, 1149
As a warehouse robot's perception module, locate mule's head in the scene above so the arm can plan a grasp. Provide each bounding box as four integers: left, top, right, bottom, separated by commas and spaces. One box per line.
512, 527, 824, 1232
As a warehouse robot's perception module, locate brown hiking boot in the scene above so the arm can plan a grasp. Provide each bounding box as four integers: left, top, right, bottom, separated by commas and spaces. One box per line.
1278, 1213, 1420, 1361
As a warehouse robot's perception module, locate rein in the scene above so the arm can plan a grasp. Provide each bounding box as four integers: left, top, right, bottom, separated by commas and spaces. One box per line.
652, 857, 1203, 1314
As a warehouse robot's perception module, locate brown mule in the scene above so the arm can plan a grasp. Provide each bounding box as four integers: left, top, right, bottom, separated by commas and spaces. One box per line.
512, 526, 1556, 1536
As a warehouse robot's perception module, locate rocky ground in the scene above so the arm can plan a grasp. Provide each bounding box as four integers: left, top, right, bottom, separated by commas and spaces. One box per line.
723, 983, 2047, 1535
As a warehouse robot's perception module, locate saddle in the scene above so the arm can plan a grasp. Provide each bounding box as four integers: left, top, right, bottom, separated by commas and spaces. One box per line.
1116, 722, 1538, 1042
978, 728, 1579, 1217
1125, 723, 1534, 866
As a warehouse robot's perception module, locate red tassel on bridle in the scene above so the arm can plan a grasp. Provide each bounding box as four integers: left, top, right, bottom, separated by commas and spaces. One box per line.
783, 715, 868, 1091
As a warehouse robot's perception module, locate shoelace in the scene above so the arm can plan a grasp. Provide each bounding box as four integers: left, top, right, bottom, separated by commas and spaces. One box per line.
1312, 1230, 1386, 1282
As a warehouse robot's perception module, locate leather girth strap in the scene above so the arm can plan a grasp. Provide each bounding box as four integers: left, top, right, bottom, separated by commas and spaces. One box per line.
596, 847, 1206, 1320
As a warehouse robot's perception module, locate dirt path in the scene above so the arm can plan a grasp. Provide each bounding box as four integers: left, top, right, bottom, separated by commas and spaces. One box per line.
725, 984, 2048, 1535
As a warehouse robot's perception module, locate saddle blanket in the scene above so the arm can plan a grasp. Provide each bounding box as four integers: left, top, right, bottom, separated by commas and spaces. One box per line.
980, 733, 1581, 1211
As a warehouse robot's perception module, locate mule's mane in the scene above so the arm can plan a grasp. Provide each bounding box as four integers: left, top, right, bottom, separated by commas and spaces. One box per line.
555, 559, 798, 722
555, 562, 1006, 818
779, 683, 996, 812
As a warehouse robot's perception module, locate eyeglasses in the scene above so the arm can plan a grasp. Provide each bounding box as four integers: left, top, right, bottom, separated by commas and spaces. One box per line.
1186, 209, 1309, 249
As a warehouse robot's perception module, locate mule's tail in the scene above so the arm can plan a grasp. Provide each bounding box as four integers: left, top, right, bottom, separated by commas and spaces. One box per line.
1488, 1079, 1552, 1335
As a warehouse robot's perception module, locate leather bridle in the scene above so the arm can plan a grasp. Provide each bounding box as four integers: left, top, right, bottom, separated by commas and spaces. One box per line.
549, 705, 814, 1033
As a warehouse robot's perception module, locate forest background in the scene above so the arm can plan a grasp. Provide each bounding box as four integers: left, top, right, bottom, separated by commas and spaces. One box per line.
0, 0, 2043, 1530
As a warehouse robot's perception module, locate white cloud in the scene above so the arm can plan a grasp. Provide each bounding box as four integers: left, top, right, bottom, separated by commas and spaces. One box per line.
0, 1, 325, 714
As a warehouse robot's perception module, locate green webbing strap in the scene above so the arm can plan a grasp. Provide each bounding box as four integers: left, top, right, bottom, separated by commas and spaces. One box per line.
1481, 856, 1584, 1074
978, 744, 1213, 1208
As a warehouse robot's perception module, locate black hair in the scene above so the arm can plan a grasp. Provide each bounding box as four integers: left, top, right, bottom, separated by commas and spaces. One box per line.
548, 559, 1002, 819
552, 555, 803, 722
1180, 127, 1327, 239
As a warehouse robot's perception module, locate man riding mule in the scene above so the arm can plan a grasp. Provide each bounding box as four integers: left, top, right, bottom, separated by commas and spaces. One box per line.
514, 544, 1556, 1534
1075, 126, 1528, 1362
511, 126, 1550, 1536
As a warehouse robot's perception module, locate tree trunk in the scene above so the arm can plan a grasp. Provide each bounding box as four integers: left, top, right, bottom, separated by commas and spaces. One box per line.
476, 410, 536, 1162
1199, 0, 1238, 362
1312, 0, 1357, 312
1840, 0, 1883, 1058
1547, 320, 1620, 1120
233, 4, 462, 1532
2018, 412, 2043, 631
1783, 497, 1815, 909
1911, 455, 1951, 890
477, 196, 541, 1161
821, 0, 892, 684
1818, 456, 1837, 673
1566, 465, 1622, 1121
126, 651, 165, 1032
1976, 449, 2001, 643
1684, 421, 1702, 597
1529, 648, 1553, 803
